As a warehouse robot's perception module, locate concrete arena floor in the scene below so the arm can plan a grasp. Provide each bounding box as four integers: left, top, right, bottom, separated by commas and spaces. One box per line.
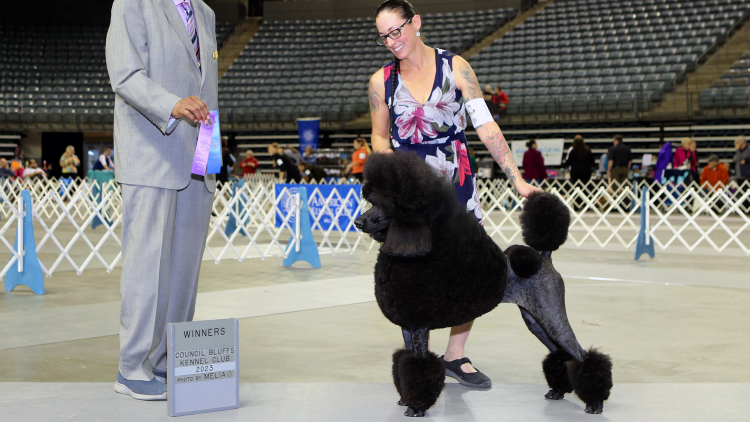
1, 248, 749, 421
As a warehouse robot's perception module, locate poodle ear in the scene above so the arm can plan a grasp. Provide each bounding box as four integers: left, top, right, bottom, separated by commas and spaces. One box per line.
380, 220, 432, 257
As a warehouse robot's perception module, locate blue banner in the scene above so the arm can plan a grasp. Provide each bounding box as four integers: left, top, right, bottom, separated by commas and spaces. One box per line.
275, 184, 361, 232
297, 118, 320, 150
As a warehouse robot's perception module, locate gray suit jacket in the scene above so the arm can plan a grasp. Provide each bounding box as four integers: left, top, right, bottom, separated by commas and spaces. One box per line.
106, 0, 218, 192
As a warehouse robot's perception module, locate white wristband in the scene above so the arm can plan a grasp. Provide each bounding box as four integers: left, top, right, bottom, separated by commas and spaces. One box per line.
465, 98, 494, 128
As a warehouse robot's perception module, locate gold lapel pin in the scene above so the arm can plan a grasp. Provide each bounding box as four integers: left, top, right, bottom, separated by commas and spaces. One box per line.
213, 51, 218, 60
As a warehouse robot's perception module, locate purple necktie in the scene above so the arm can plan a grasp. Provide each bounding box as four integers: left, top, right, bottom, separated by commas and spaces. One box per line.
180, 1, 200, 63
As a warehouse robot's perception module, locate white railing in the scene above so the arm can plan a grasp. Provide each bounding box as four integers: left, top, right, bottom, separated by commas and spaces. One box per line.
1, 176, 748, 280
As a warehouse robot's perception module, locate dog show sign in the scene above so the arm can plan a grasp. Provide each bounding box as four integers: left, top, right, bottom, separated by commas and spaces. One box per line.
275, 184, 362, 232
167, 318, 239, 417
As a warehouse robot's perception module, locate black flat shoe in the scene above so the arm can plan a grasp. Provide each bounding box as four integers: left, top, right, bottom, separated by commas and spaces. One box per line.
441, 356, 492, 388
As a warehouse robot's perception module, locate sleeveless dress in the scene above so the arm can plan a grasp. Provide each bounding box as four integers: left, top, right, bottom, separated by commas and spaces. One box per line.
384, 48, 482, 223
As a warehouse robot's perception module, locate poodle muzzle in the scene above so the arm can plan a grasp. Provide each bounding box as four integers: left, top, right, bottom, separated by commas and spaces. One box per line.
355, 206, 390, 243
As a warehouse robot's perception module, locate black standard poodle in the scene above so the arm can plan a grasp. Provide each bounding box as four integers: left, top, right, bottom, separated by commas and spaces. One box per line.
354, 151, 612, 417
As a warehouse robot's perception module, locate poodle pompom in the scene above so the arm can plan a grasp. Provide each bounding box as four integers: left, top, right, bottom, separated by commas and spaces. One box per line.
363, 151, 457, 225
520, 192, 570, 251
397, 350, 446, 412
505, 245, 544, 279
566, 348, 613, 412
392, 349, 410, 399
542, 350, 574, 396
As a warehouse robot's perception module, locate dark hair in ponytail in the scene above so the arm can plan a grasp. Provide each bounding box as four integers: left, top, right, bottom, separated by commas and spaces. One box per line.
375, 0, 417, 20
388, 60, 400, 138
376, 1, 416, 140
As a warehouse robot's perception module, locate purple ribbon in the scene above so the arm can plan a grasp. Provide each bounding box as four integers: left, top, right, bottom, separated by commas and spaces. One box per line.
191, 110, 221, 175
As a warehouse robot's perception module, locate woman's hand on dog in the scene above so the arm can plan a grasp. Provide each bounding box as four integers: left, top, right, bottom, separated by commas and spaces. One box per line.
515, 180, 543, 198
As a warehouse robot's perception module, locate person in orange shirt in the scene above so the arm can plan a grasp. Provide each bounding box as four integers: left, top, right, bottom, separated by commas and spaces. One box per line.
345, 137, 371, 181
700, 155, 729, 188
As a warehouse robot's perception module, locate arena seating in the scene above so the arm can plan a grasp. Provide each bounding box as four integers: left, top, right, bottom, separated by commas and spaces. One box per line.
700, 48, 750, 109
0, 21, 235, 125
218, 8, 515, 125
470, 0, 750, 116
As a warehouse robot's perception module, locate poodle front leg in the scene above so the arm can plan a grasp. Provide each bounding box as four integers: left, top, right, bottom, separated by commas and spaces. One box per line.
394, 328, 416, 406
397, 328, 445, 417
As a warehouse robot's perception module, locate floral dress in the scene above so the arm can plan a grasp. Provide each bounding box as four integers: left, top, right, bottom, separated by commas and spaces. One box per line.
384, 48, 482, 223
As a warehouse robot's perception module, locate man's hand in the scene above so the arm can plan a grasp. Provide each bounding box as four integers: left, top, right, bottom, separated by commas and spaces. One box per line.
172, 96, 210, 124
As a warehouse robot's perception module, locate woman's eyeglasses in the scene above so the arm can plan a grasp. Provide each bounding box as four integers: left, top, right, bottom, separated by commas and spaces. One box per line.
375, 18, 412, 46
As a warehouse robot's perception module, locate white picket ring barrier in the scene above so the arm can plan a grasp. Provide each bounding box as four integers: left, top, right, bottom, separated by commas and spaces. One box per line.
1, 175, 748, 280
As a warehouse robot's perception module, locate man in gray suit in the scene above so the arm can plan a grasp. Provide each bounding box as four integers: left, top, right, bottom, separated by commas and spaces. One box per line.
106, 0, 219, 400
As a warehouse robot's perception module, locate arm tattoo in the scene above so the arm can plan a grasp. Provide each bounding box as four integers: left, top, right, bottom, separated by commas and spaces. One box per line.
459, 65, 483, 101
485, 129, 521, 185
369, 81, 380, 114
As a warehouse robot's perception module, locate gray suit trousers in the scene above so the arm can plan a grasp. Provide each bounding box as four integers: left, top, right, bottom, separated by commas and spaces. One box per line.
119, 178, 214, 381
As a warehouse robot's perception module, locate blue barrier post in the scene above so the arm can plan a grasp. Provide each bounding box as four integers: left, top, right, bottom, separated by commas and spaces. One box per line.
89, 170, 114, 229
635, 186, 655, 261
225, 180, 248, 237
283, 188, 320, 268
5, 190, 45, 294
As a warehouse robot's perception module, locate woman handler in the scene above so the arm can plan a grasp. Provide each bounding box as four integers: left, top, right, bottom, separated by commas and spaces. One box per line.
368, 0, 540, 388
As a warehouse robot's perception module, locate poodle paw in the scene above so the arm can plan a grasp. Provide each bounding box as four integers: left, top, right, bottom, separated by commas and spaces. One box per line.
397, 398, 406, 406
545, 389, 565, 400
585, 402, 603, 414
404, 407, 425, 417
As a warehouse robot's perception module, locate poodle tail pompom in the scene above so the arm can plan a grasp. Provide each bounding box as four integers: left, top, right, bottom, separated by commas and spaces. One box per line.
520, 192, 570, 252
566, 348, 613, 407
397, 350, 446, 412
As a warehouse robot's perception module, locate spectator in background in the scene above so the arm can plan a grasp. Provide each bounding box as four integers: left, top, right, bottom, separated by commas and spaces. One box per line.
345, 137, 370, 182
689, 140, 699, 180
60, 145, 80, 176
700, 155, 729, 188
673, 137, 698, 173
268, 142, 302, 183
92, 147, 114, 171
303, 146, 317, 164
565, 135, 595, 184
218, 137, 235, 183
607, 135, 632, 185
240, 150, 258, 177
23, 159, 46, 179
0, 158, 15, 179
493, 86, 509, 119
734, 135, 750, 180
522, 139, 547, 183
284, 146, 303, 166
298, 162, 327, 183
655, 141, 674, 183
483, 85, 494, 116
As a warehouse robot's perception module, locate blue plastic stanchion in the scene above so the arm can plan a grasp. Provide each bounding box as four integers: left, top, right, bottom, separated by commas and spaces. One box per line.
89, 171, 114, 229
635, 186, 655, 261
225, 180, 248, 237
283, 188, 320, 268
5, 190, 45, 294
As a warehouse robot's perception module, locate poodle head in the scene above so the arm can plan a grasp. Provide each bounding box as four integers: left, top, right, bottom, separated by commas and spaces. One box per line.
519, 192, 570, 252
356, 151, 458, 257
